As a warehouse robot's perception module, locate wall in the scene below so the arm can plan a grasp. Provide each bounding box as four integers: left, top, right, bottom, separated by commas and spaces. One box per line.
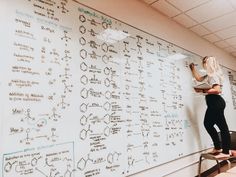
77, 0, 236, 177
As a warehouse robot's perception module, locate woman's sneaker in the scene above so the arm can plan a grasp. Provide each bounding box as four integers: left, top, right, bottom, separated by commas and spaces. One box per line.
207, 148, 222, 155
214, 153, 230, 159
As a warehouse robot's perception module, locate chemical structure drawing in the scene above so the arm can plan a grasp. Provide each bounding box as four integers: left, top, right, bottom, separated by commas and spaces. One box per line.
80, 75, 88, 85
64, 164, 76, 177
46, 128, 58, 142
126, 156, 135, 173
89, 113, 111, 125
123, 41, 130, 53
31, 156, 42, 167
80, 125, 92, 140
103, 67, 112, 75
80, 88, 103, 99
20, 128, 34, 145
89, 51, 101, 60
101, 42, 114, 53
3, 144, 75, 176
103, 101, 111, 111
89, 40, 100, 49
59, 67, 72, 80
88, 28, 97, 37
79, 25, 86, 34
89, 126, 112, 138
44, 157, 54, 167
136, 35, 143, 45
77, 154, 93, 171
136, 44, 142, 55
80, 113, 93, 126
104, 78, 111, 87
102, 21, 110, 29
21, 109, 35, 122
104, 91, 112, 100
57, 95, 70, 109
48, 107, 61, 121
80, 103, 88, 113
61, 50, 72, 62
3, 153, 74, 176
62, 79, 73, 94
4, 161, 17, 173
107, 152, 121, 164
61, 30, 71, 46
79, 37, 86, 46
79, 14, 86, 23
103, 126, 111, 137
80, 62, 87, 71
102, 55, 112, 64
80, 88, 89, 99
57, 0, 69, 14
80, 49, 87, 59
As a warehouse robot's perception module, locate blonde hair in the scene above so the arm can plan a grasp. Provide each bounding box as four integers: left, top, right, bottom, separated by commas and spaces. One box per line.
204, 56, 224, 84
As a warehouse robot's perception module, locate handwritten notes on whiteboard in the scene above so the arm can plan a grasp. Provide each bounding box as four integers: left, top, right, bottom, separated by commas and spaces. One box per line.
1, 1, 236, 177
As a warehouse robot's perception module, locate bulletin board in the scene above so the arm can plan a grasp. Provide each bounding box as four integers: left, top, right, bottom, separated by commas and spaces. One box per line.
1, 0, 236, 177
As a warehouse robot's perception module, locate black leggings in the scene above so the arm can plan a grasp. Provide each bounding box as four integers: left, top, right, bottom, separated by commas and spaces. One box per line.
204, 94, 231, 154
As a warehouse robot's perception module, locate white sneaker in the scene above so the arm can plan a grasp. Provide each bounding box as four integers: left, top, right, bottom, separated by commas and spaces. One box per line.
207, 148, 222, 155
214, 153, 230, 159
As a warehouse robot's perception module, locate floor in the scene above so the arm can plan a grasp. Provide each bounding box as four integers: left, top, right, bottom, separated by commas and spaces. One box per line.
207, 161, 236, 177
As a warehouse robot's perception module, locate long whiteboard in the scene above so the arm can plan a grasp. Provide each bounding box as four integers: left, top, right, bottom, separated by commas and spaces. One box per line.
1, 1, 236, 177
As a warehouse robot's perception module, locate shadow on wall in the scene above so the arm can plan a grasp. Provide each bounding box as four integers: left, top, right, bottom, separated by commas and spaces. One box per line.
185, 104, 203, 150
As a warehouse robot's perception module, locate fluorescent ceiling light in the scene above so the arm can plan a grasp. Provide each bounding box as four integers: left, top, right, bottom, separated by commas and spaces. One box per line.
97, 28, 130, 44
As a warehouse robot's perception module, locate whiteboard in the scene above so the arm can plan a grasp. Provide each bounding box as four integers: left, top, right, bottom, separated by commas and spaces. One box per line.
0, 1, 235, 177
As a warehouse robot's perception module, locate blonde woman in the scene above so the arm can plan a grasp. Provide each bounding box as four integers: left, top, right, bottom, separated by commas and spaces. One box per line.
189, 56, 231, 158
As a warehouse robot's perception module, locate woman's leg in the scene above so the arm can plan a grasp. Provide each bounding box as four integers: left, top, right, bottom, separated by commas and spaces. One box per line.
204, 108, 221, 150
216, 110, 231, 154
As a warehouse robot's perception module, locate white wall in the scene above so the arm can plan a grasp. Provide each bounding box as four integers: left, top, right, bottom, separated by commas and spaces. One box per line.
77, 0, 236, 177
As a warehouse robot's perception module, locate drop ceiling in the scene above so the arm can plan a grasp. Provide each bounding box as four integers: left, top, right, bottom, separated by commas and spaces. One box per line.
141, 0, 236, 58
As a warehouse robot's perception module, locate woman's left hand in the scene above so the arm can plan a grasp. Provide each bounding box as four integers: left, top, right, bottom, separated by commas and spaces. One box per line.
207, 88, 221, 94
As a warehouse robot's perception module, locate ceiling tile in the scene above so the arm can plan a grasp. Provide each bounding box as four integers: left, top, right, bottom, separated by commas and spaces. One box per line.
151, 0, 181, 17
224, 46, 236, 53
232, 52, 236, 57
203, 34, 221, 42
143, 0, 158, 4
166, 0, 209, 11
214, 40, 230, 48
186, 0, 234, 23
190, 25, 210, 36
215, 26, 236, 39
173, 14, 197, 27
226, 37, 236, 45
202, 12, 236, 32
